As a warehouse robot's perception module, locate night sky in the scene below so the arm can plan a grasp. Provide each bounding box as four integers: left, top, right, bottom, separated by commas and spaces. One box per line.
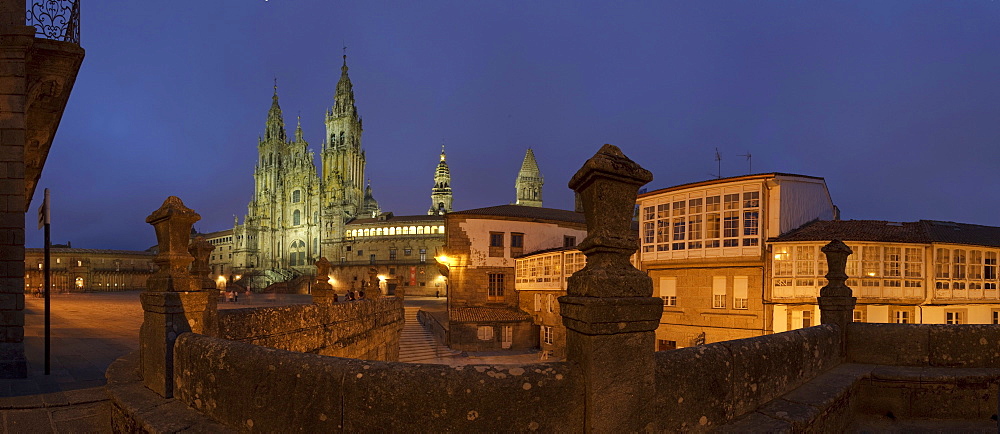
25, 1, 1000, 251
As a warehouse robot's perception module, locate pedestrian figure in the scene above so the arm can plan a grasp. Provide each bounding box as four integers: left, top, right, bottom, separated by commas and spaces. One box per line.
359, 290, 366, 300
435, 290, 440, 298
348, 291, 355, 301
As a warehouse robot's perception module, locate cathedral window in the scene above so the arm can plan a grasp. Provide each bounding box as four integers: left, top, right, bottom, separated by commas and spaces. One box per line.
293, 210, 301, 226
292, 190, 301, 203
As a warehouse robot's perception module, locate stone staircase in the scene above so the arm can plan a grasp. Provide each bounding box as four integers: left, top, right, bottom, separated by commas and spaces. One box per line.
398, 306, 461, 363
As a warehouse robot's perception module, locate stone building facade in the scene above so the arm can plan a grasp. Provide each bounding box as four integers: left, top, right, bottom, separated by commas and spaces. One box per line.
443, 205, 587, 351
770, 219, 1000, 329
637, 173, 837, 349
24, 247, 155, 294
0, 0, 84, 378
335, 213, 446, 296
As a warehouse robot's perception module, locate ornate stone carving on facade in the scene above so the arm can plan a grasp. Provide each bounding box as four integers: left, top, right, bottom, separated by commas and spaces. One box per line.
560, 144, 660, 432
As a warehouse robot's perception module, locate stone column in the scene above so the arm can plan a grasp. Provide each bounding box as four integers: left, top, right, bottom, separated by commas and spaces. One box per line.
188, 236, 218, 337
0, 1, 33, 379
139, 197, 212, 398
818, 240, 855, 337
559, 144, 660, 433
311, 257, 336, 305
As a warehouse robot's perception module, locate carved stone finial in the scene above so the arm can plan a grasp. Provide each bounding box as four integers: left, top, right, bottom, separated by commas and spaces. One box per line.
188, 236, 215, 291
818, 239, 856, 332
566, 144, 653, 297
820, 240, 853, 298
146, 196, 201, 292
315, 257, 331, 284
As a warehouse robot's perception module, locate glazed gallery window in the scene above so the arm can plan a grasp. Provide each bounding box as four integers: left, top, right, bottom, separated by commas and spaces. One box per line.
488, 273, 505, 301
640, 188, 761, 254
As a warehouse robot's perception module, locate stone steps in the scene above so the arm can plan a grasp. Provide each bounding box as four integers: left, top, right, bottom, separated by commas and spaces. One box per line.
398, 307, 460, 363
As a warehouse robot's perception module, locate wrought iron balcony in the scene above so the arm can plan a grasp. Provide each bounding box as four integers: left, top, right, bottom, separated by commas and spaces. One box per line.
27, 0, 80, 44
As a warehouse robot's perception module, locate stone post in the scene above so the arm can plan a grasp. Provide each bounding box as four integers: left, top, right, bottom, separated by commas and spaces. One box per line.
312, 257, 336, 305
559, 144, 660, 433
818, 240, 855, 341
188, 236, 218, 337
139, 197, 212, 398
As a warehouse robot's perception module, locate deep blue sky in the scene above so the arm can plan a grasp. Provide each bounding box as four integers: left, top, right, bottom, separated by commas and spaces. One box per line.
26, 1, 1000, 250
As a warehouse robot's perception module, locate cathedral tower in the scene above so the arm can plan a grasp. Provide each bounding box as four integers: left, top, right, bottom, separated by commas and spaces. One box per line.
515, 148, 543, 207
321, 53, 370, 219
428, 145, 453, 215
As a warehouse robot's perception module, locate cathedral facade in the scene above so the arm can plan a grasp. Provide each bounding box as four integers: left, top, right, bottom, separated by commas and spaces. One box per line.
230, 55, 432, 276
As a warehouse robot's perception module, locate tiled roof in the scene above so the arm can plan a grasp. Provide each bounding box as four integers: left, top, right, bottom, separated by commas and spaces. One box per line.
450, 306, 533, 323
640, 172, 825, 198
25, 248, 154, 256
449, 205, 586, 225
772, 220, 1000, 248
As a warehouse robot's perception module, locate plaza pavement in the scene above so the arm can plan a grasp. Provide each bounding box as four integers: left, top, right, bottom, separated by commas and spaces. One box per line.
0, 292, 553, 432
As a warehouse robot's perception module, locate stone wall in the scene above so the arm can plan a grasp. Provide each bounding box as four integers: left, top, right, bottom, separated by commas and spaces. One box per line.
218, 297, 403, 361
653, 324, 843, 430
448, 320, 536, 352
171, 333, 582, 432
848, 323, 1000, 367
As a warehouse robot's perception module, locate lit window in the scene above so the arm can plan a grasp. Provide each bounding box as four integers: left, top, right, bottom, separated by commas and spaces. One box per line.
419, 249, 426, 263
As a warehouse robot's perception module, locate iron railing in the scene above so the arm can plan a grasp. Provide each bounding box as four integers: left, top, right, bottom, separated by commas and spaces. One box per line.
26, 0, 79, 44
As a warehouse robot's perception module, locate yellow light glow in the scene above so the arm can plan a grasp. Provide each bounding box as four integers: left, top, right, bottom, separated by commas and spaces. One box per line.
377, 275, 387, 282
328, 277, 335, 285
435, 255, 451, 266
437, 275, 446, 281
234, 275, 242, 280
217, 276, 226, 282
866, 272, 876, 277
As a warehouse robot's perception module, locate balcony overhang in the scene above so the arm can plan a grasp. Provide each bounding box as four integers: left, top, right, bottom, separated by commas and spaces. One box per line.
24, 36, 84, 210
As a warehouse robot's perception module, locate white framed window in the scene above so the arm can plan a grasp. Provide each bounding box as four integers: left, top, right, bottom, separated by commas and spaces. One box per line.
546, 294, 554, 313
533, 293, 540, 312
733, 276, 748, 309
712, 276, 726, 309
801, 310, 812, 328
542, 326, 553, 345
853, 310, 864, 322
659, 277, 677, 307
945, 311, 963, 325
895, 311, 909, 324
477, 326, 494, 341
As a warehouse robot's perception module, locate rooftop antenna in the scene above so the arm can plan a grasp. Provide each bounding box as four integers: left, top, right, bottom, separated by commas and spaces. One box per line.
714, 148, 722, 179
738, 151, 752, 174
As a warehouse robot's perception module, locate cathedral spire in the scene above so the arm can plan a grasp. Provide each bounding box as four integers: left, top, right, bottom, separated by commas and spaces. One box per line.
295, 114, 304, 142
515, 148, 543, 207
333, 50, 358, 119
428, 144, 453, 215
264, 80, 287, 142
